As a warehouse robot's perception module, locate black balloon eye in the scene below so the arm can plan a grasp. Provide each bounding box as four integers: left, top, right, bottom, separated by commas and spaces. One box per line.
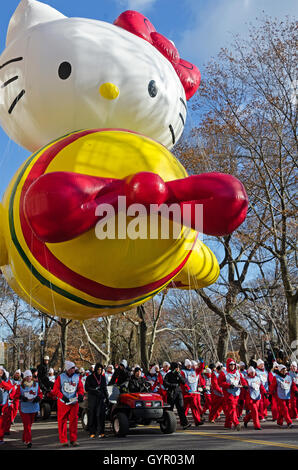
148, 80, 158, 97
58, 62, 72, 80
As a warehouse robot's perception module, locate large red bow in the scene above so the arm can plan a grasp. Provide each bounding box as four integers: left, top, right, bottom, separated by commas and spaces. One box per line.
114, 10, 201, 100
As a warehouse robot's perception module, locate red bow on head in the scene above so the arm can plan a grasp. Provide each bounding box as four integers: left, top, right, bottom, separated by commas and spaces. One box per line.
114, 10, 201, 100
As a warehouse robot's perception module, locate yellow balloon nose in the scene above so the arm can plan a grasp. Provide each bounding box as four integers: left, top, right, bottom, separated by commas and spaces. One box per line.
99, 82, 119, 100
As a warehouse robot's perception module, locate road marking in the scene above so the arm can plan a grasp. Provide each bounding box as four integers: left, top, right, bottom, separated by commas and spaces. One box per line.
179, 430, 298, 449
145, 426, 298, 449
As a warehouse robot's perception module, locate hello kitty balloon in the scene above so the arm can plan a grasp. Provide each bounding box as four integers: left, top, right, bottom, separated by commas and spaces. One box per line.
0, 1, 248, 320
0, 0, 200, 152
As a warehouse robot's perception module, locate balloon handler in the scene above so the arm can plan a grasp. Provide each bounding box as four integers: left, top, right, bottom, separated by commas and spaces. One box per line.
52, 361, 85, 447
164, 362, 191, 429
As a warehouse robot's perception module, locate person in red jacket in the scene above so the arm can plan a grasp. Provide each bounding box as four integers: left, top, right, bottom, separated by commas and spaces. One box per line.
2, 379, 16, 437
269, 364, 298, 428
180, 359, 205, 426
201, 368, 212, 415
209, 362, 224, 423
146, 365, 163, 395
52, 361, 85, 447
237, 362, 247, 419
289, 361, 298, 420
158, 362, 170, 403
255, 359, 270, 421
10, 369, 22, 426
0, 366, 13, 445
218, 358, 247, 430
268, 362, 279, 421
15, 370, 43, 448
243, 367, 267, 430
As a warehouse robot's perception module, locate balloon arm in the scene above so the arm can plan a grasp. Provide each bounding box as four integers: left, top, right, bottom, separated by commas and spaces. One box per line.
164, 173, 248, 236
23, 171, 248, 243
125, 172, 248, 236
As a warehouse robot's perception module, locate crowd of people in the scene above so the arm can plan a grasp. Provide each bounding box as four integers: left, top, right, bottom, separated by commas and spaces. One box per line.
0, 354, 297, 448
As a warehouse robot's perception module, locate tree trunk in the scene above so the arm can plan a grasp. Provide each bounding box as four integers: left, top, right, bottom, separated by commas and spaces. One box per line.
217, 318, 231, 362
137, 306, 148, 372
148, 292, 166, 364
105, 317, 112, 365
288, 294, 298, 347
239, 330, 249, 364
50, 342, 61, 368
59, 318, 69, 369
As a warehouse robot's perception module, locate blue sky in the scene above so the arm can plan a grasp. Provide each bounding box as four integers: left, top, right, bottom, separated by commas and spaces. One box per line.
0, 0, 297, 197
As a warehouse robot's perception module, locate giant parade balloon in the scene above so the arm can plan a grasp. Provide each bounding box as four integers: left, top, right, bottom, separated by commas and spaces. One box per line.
0, 1, 248, 320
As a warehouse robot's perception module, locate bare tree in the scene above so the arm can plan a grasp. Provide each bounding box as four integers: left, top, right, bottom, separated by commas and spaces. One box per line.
175, 15, 297, 354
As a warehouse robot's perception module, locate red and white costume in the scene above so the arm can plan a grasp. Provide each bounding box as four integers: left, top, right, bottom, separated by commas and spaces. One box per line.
268, 363, 279, 421
289, 362, 298, 419
201, 369, 212, 414
15, 371, 43, 445
159, 363, 170, 403
237, 363, 248, 418
0, 368, 13, 442
209, 364, 224, 422
269, 364, 298, 427
10, 371, 22, 425
52, 361, 84, 444
255, 359, 270, 420
146, 365, 163, 395
218, 358, 247, 429
181, 359, 204, 425
243, 367, 267, 430
104, 366, 114, 385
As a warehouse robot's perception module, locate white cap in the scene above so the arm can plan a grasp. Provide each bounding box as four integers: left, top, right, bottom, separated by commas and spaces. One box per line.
191, 360, 198, 367
44, 355, 50, 360
185, 359, 192, 367
107, 365, 114, 370
150, 365, 159, 374
215, 362, 223, 368
163, 361, 170, 368
15, 369, 21, 374
24, 370, 32, 378
257, 359, 264, 366
247, 366, 255, 375
79, 367, 85, 373
278, 364, 287, 371
239, 361, 245, 367
49, 368, 54, 374
0, 366, 8, 376
273, 361, 278, 368
291, 361, 297, 368
65, 361, 75, 371
120, 359, 128, 368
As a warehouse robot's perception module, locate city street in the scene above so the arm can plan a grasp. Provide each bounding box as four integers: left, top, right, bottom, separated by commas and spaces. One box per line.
1, 411, 297, 452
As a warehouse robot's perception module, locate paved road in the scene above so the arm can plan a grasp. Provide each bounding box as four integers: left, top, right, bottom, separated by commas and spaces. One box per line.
1, 411, 298, 453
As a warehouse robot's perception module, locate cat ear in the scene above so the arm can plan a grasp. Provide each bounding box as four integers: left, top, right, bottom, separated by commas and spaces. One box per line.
6, 0, 67, 46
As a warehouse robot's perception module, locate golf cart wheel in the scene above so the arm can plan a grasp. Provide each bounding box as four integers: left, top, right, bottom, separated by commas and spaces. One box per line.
81, 409, 89, 431
112, 412, 129, 437
40, 402, 51, 420
160, 410, 177, 434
